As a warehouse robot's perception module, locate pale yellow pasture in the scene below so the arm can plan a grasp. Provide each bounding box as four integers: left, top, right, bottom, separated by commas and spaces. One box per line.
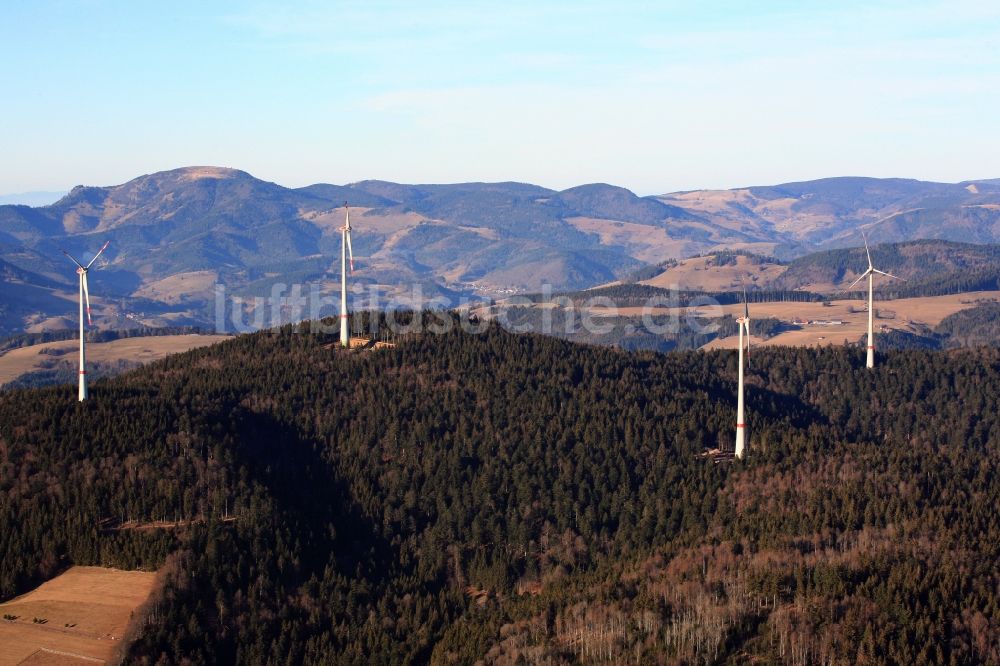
0, 567, 157, 665
0, 334, 231, 386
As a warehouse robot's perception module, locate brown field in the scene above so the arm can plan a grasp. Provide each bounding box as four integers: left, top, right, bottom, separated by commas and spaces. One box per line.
570, 290, 1000, 349
640, 255, 787, 291
564, 217, 696, 263
701, 291, 1000, 350
304, 206, 424, 236
132, 270, 218, 304
0, 334, 231, 386
177, 166, 238, 182
23, 317, 76, 335
705, 241, 783, 257
0, 567, 156, 665
658, 188, 870, 238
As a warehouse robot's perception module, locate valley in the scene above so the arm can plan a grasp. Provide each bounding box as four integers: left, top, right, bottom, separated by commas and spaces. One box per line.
7, 235, 1000, 389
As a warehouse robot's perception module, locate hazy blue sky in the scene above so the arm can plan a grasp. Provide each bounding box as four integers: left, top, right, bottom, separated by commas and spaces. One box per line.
1, 1, 998, 195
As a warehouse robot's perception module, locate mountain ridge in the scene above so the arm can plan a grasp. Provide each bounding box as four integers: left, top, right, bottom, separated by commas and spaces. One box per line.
2, 166, 1000, 336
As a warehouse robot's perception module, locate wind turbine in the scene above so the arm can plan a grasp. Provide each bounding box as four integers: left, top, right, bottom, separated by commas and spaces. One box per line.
340, 202, 355, 348
735, 284, 751, 459
62, 241, 110, 401
847, 233, 903, 369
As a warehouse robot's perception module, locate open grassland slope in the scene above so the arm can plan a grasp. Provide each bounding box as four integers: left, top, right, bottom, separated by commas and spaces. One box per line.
0, 567, 156, 666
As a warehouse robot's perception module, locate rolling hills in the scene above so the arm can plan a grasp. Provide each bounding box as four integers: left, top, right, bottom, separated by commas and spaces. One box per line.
660, 177, 1000, 251
628, 240, 1000, 296
2, 168, 1000, 337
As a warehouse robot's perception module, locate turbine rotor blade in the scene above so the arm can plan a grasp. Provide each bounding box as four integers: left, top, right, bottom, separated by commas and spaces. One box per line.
347, 229, 355, 273
862, 231, 873, 270
82, 272, 92, 326
745, 319, 751, 365
341, 203, 355, 271
872, 268, 905, 280
85, 240, 110, 270
847, 269, 872, 290
62, 250, 84, 269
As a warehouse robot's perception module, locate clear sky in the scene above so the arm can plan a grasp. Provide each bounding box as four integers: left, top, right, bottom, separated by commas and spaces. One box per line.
1, 1, 998, 195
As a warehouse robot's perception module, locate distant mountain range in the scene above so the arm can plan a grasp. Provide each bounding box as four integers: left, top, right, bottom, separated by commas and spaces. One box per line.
1, 166, 1000, 336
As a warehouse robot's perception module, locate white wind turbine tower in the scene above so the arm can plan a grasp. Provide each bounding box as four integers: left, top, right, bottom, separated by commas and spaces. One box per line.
62, 241, 110, 401
735, 284, 751, 459
340, 202, 355, 348
847, 233, 903, 369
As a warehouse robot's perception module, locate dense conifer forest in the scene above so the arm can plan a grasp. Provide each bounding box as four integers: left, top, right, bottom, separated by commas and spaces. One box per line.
1, 318, 999, 664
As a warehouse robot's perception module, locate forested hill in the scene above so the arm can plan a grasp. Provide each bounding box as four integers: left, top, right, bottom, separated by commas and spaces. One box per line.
2, 322, 999, 663
772, 239, 1000, 294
